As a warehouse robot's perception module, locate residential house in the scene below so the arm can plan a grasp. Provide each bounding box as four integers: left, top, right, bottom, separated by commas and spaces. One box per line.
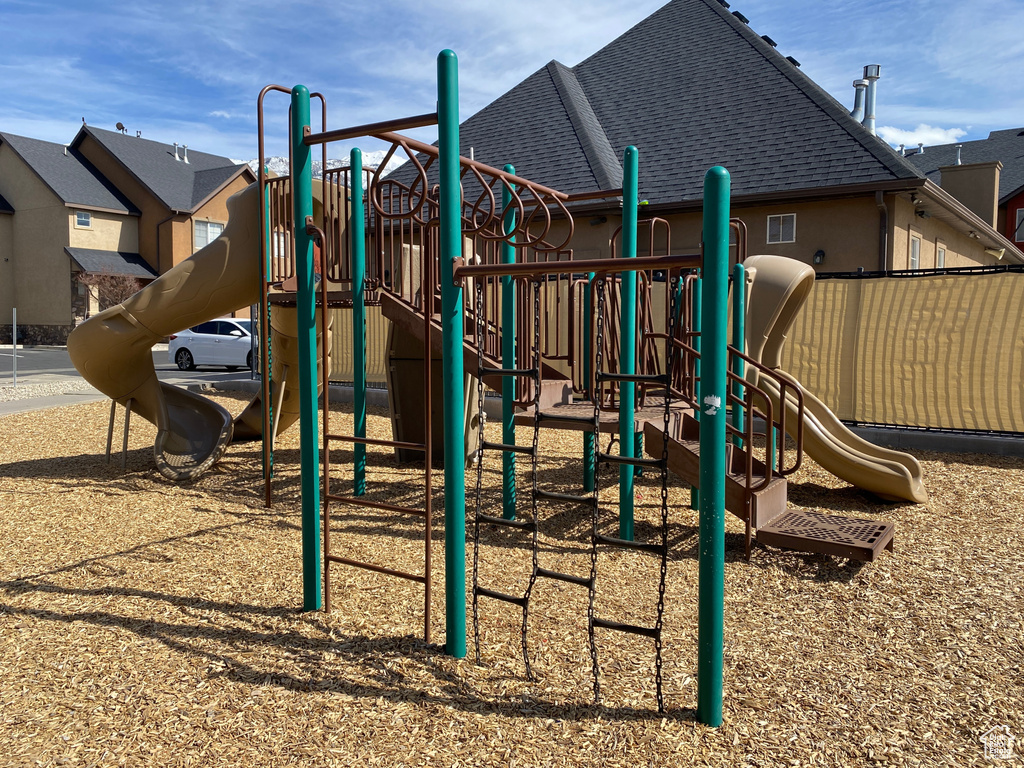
903, 128, 1024, 254
397, 0, 1021, 272
0, 126, 255, 344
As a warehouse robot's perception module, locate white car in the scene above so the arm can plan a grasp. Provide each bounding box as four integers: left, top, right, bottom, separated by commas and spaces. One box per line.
168, 318, 255, 371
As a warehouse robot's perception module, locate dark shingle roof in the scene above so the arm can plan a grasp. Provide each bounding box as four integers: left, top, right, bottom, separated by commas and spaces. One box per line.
0, 191, 13, 214
402, 0, 924, 205
0, 132, 139, 213
72, 126, 249, 213
65, 247, 158, 279
904, 128, 1024, 204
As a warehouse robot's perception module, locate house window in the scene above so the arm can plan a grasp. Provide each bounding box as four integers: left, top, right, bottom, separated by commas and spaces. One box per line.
1016, 209, 1024, 242
194, 220, 225, 250
909, 235, 921, 270
766, 214, 796, 244
937, 244, 946, 268
75, 211, 92, 228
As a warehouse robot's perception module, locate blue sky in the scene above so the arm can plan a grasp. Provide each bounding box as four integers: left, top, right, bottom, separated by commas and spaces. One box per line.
1, 0, 1021, 162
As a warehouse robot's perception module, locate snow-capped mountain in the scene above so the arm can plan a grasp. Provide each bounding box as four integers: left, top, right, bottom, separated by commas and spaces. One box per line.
239, 149, 406, 178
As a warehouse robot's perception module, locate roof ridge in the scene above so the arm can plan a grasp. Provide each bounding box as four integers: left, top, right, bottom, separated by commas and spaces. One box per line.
545, 61, 622, 191
697, 0, 923, 182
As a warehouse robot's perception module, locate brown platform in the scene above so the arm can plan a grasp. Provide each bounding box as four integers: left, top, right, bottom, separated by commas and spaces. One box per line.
756, 511, 895, 562
516, 397, 691, 436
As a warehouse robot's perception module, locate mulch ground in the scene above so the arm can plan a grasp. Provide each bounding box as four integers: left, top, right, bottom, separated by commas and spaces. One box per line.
1, 392, 1021, 767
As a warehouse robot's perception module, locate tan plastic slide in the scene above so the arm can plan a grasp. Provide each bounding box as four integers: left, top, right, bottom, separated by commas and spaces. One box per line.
68, 182, 330, 480
743, 254, 927, 504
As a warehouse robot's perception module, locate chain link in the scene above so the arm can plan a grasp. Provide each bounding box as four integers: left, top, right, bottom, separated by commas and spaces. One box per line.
588, 276, 607, 706
471, 278, 486, 664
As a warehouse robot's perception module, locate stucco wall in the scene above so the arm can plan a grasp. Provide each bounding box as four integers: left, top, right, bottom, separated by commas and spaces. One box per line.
67, 209, 138, 252
0, 213, 13, 320
889, 196, 1000, 269
0, 144, 72, 327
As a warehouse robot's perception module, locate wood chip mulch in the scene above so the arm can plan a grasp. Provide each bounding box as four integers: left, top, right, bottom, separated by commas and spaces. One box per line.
1, 393, 1022, 767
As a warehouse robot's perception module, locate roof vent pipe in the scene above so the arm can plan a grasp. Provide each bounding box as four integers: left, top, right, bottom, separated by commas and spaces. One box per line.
850, 79, 868, 122
917, 142, 924, 155
898, 144, 905, 156
862, 64, 881, 136
173, 142, 180, 161
955, 144, 963, 165
183, 145, 189, 164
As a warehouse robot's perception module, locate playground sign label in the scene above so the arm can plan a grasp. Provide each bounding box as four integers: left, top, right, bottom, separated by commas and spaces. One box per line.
981, 725, 1016, 760
703, 394, 721, 416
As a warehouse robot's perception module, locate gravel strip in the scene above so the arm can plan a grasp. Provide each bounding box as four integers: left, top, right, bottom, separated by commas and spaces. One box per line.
0, 379, 96, 402
1, 393, 1021, 766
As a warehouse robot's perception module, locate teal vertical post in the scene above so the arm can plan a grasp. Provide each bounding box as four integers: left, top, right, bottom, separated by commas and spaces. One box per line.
501, 165, 517, 520
291, 85, 321, 611
618, 146, 638, 540
697, 166, 730, 727
582, 272, 596, 492
731, 263, 746, 448
690, 276, 701, 510
437, 49, 466, 658
351, 148, 367, 495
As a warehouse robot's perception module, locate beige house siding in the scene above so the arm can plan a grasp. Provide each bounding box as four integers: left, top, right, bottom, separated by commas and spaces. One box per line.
67, 209, 138, 252
75, 134, 171, 273
0, 144, 71, 327
888, 195, 998, 269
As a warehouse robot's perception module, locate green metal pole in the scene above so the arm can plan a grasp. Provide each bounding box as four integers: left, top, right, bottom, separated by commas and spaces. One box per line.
618, 146, 638, 540
291, 85, 321, 612
351, 148, 367, 496
437, 49, 466, 658
697, 165, 730, 727
690, 276, 701, 510
731, 263, 745, 448
501, 164, 517, 520
583, 272, 596, 492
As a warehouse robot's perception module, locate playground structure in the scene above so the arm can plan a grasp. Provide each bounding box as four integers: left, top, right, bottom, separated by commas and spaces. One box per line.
64, 50, 932, 722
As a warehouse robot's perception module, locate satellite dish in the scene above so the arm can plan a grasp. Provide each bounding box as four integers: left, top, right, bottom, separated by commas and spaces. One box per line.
116, 122, 126, 133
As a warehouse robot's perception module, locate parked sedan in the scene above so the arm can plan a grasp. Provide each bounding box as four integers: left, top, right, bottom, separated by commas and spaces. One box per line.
168, 318, 255, 371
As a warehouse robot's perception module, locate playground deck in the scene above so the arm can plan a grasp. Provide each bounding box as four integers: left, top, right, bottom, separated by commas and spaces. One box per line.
1, 393, 1022, 766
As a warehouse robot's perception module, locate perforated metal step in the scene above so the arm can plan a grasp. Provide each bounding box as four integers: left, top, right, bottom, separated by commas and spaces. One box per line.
757, 510, 895, 562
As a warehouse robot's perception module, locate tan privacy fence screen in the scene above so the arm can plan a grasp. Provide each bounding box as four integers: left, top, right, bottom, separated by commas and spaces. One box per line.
779, 270, 1024, 432
327, 306, 389, 383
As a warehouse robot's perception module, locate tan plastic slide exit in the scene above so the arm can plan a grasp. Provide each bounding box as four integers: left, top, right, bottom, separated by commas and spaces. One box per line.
743, 254, 927, 504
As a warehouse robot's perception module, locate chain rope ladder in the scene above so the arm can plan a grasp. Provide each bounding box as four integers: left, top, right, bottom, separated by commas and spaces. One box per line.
471, 276, 542, 678
588, 271, 679, 713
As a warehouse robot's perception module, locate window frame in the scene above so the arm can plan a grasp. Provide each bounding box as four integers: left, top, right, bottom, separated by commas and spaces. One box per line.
766, 213, 796, 244
909, 234, 921, 270
1015, 209, 1024, 243
194, 219, 226, 251
74, 210, 92, 229
936, 242, 946, 269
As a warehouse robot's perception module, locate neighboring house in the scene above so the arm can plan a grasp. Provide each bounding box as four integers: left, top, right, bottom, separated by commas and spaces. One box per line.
397, 0, 1021, 273
903, 128, 1024, 251
0, 126, 255, 344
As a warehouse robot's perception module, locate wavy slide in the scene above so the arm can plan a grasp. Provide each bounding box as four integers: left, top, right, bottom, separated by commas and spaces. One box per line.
68, 182, 329, 480
743, 254, 927, 504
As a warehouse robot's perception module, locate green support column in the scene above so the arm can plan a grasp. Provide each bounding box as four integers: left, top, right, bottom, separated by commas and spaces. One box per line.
690, 276, 701, 510
291, 85, 321, 612
501, 165, 517, 520
583, 272, 596, 492
437, 49, 466, 658
618, 146, 639, 541
351, 148, 367, 495
697, 165, 730, 728
731, 263, 746, 448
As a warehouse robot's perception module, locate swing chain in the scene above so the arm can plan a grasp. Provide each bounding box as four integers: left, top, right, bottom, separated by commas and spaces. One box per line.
588, 275, 608, 705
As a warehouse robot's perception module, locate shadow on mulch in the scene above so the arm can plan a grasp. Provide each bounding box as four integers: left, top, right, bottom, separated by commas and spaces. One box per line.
0, 571, 696, 723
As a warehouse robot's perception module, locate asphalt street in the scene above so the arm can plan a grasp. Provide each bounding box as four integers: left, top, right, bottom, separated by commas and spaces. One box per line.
0, 345, 254, 415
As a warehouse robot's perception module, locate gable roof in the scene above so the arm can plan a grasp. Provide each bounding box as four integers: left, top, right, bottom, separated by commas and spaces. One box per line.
435, 0, 924, 207
904, 128, 1024, 204
0, 132, 139, 214
70, 126, 252, 213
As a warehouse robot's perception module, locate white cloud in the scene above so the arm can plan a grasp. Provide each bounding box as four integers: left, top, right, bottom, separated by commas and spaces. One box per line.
877, 124, 967, 149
